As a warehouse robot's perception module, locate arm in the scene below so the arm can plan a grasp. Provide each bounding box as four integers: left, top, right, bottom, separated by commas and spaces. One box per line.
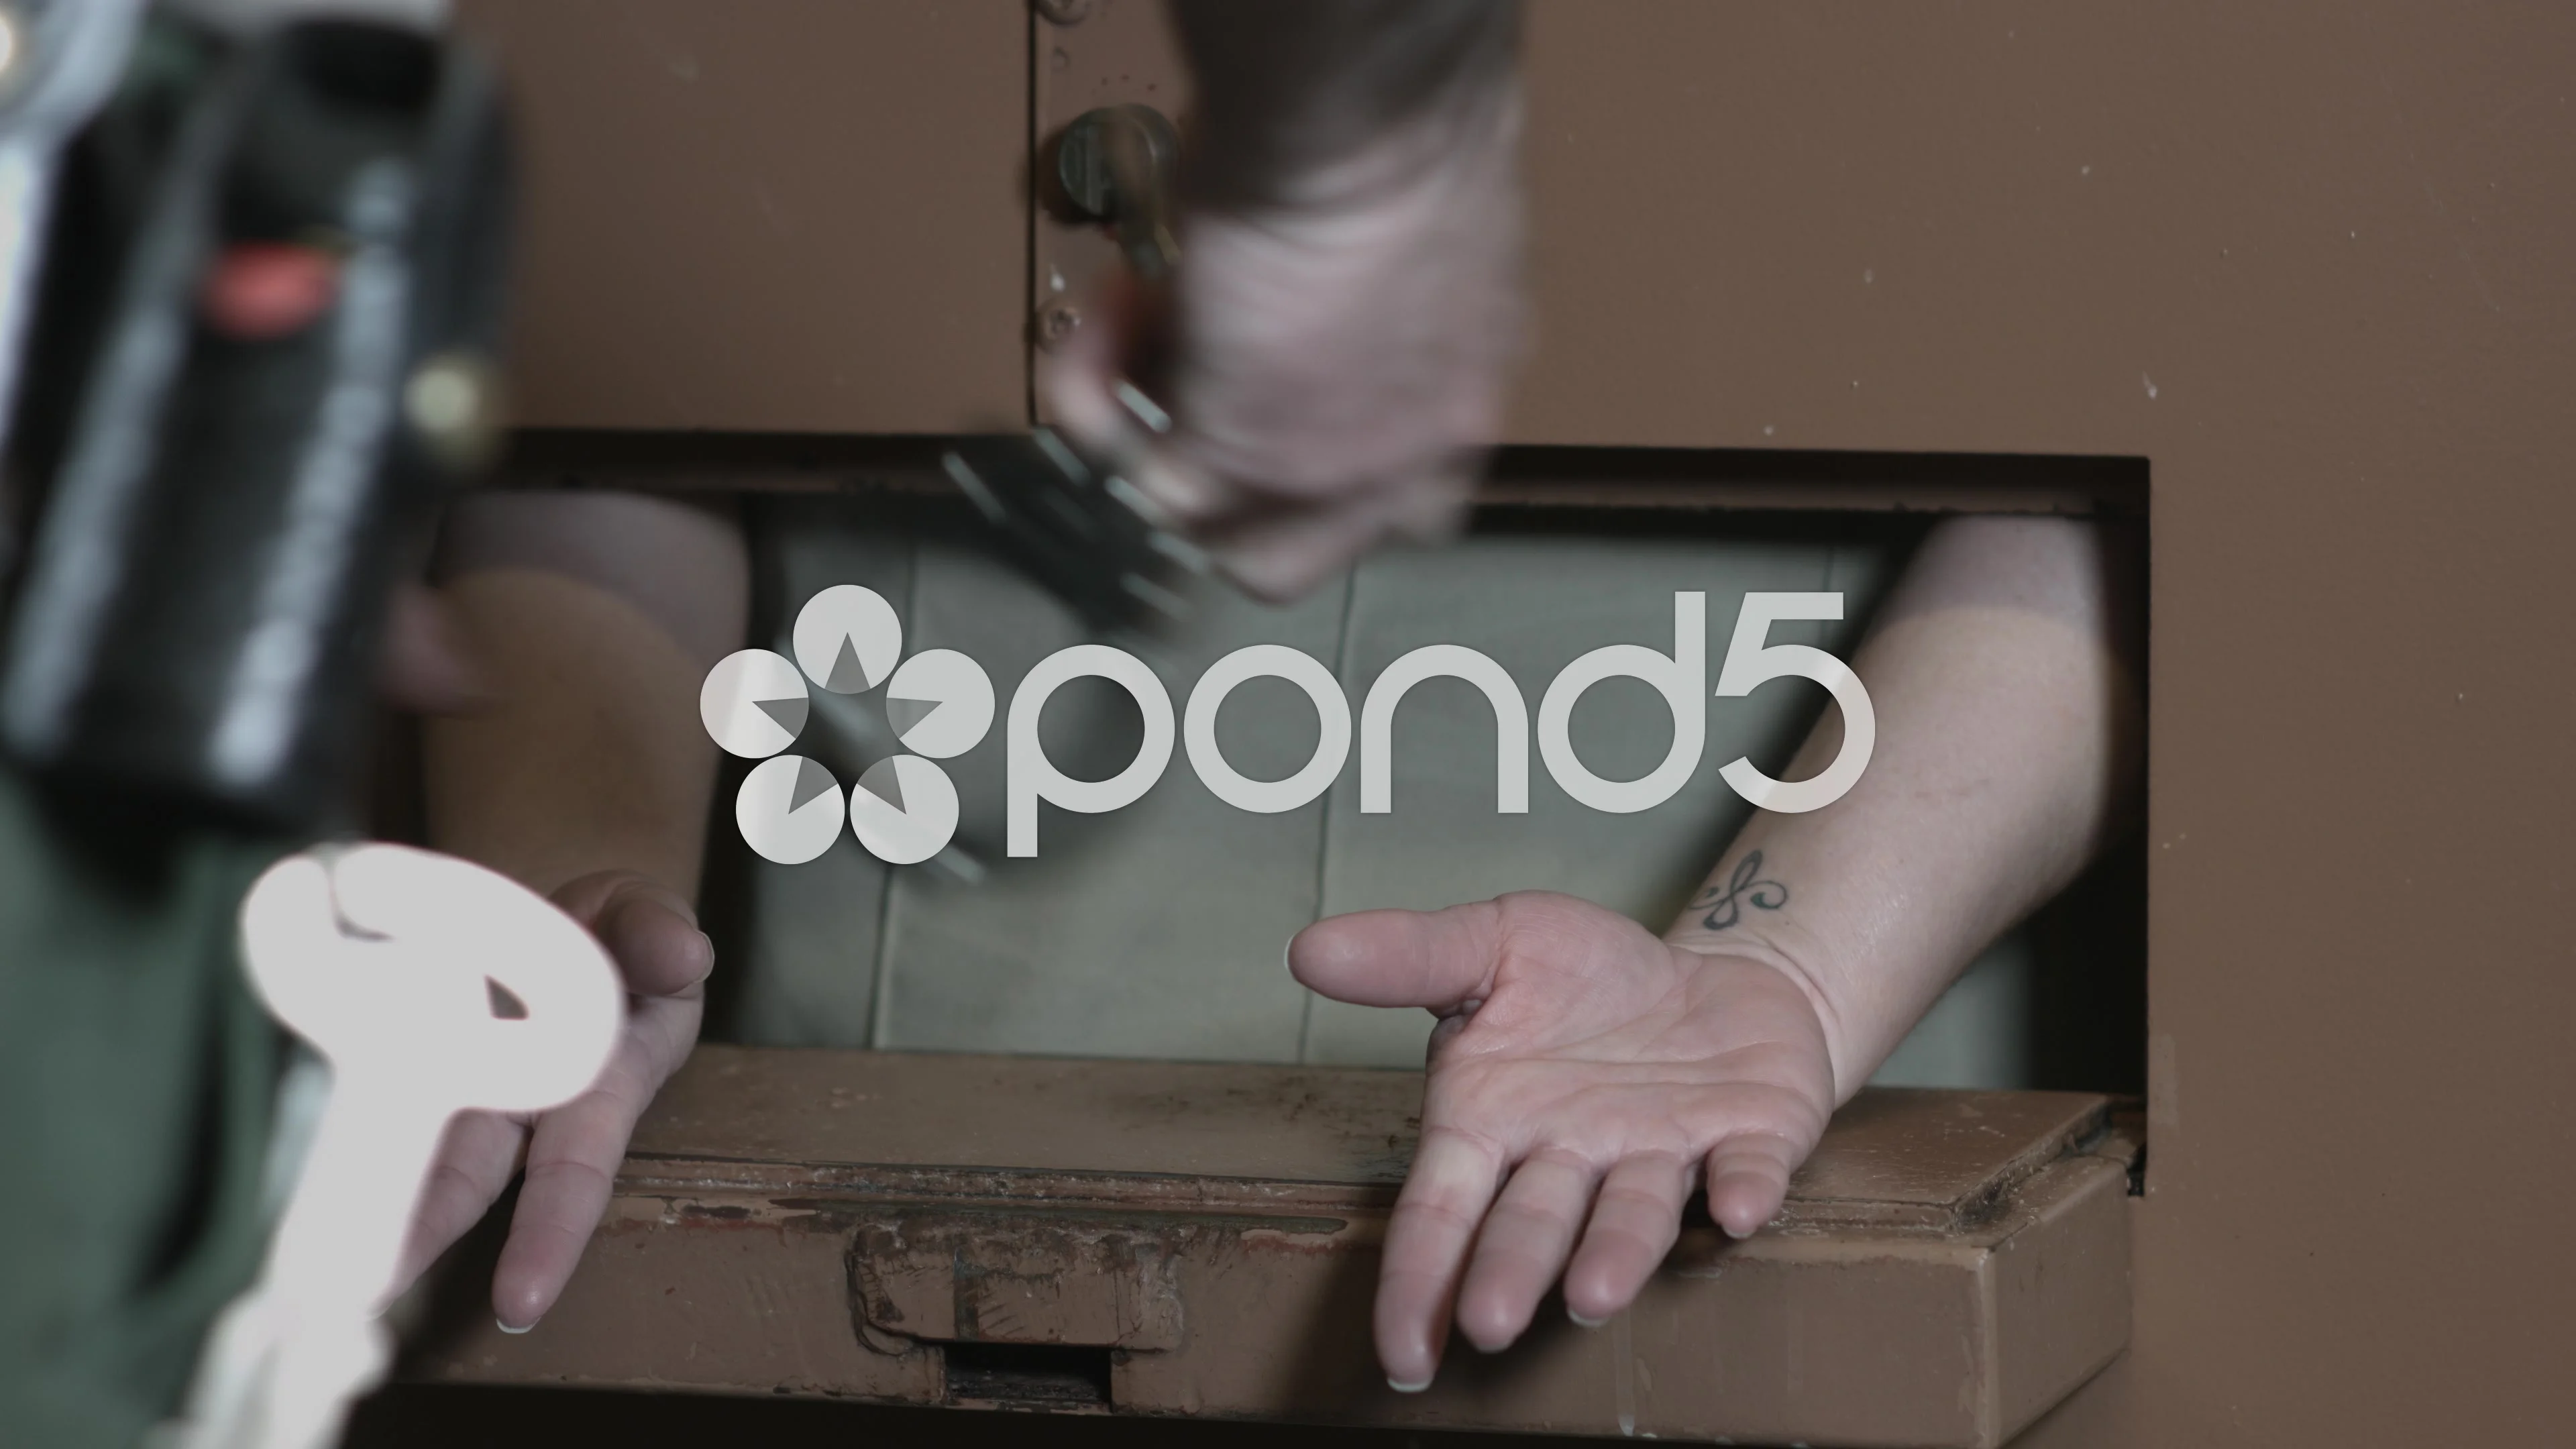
1290, 515, 2143, 1389
402, 490, 747, 1332
420, 492, 743, 894
1042, 1, 1527, 600
1668, 515, 2143, 1099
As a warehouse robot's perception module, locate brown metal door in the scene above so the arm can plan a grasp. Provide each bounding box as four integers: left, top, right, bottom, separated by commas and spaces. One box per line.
433, 3, 2576, 1444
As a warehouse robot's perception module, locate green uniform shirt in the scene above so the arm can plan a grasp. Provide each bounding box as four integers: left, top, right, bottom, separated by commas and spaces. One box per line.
0, 769, 287, 1448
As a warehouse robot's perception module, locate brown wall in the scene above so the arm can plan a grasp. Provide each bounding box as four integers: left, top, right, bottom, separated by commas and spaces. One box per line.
1509, 5, 2576, 1440
459, 2, 2576, 1440
452, 0, 1029, 432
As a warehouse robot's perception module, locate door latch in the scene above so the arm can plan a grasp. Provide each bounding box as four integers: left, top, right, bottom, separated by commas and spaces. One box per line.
1055, 102, 1180, 282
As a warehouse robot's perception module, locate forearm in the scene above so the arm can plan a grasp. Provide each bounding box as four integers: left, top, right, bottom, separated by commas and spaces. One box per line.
1171, 0, 1521, 209
422, 492, 747, 899
1665, 516, 2144, 1101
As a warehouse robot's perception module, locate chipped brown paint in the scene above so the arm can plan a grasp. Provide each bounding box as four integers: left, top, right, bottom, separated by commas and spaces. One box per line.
408, 1049, 2130, 1446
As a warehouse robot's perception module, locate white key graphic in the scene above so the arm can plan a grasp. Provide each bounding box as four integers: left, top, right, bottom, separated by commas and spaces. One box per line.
171, 845, 622, 1449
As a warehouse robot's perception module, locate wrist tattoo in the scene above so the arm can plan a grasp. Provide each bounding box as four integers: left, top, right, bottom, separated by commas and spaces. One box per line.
1690, 851, 1788, 932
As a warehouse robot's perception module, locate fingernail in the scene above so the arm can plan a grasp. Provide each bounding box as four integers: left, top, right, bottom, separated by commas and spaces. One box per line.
1112, 378, 1172, 435
1282, 940, 1296, 979
1387, 1375, 1433, 1395
1130, 455, 1220, 521
1568, 1307, 1608, 1329
496, 1317, 537, 1335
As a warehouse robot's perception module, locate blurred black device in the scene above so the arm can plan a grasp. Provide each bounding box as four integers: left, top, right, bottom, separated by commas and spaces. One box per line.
942, 411, 1208, 637
0, 7, 511, 832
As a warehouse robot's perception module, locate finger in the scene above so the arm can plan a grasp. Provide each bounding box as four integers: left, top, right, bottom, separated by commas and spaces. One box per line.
1036, 272, 1228, 524
1705, 1130, 1807, 1240
593, 887, 714, 1000
622, 983, 711, 1091
1562, 1152, 1692, 1326
546, 868, 669, 930
549, 872, 714, 1000
1120, 444, 1232, 529
1197, 466, 1468, 603
376, 582, 493, 714
1454, 1149, 1599, 1352
1424, 1007, 1477, 1063
488, 1036, 660, 1332
1034, 270, 1132, 451
1377, 1126, 1506, 1391
1217, 522, 1383, 603
1201, 494, 1395, 602
1289, 899, 1504, 1012
393, 1110, 527, 1296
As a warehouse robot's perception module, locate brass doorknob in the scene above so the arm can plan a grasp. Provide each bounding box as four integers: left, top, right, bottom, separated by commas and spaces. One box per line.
1056, 103, 1180, 281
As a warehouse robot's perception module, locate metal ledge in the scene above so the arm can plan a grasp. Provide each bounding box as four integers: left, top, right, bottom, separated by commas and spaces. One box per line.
407, 1046, 2134, 1446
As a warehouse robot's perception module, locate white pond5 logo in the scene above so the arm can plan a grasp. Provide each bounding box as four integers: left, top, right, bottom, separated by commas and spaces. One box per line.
698, 586, 995, 865
701, 586, 1875, 865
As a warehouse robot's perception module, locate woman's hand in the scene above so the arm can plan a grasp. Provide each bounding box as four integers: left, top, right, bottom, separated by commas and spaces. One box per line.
395, 869, 711, 1332
1289, 890, 1841, 1391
